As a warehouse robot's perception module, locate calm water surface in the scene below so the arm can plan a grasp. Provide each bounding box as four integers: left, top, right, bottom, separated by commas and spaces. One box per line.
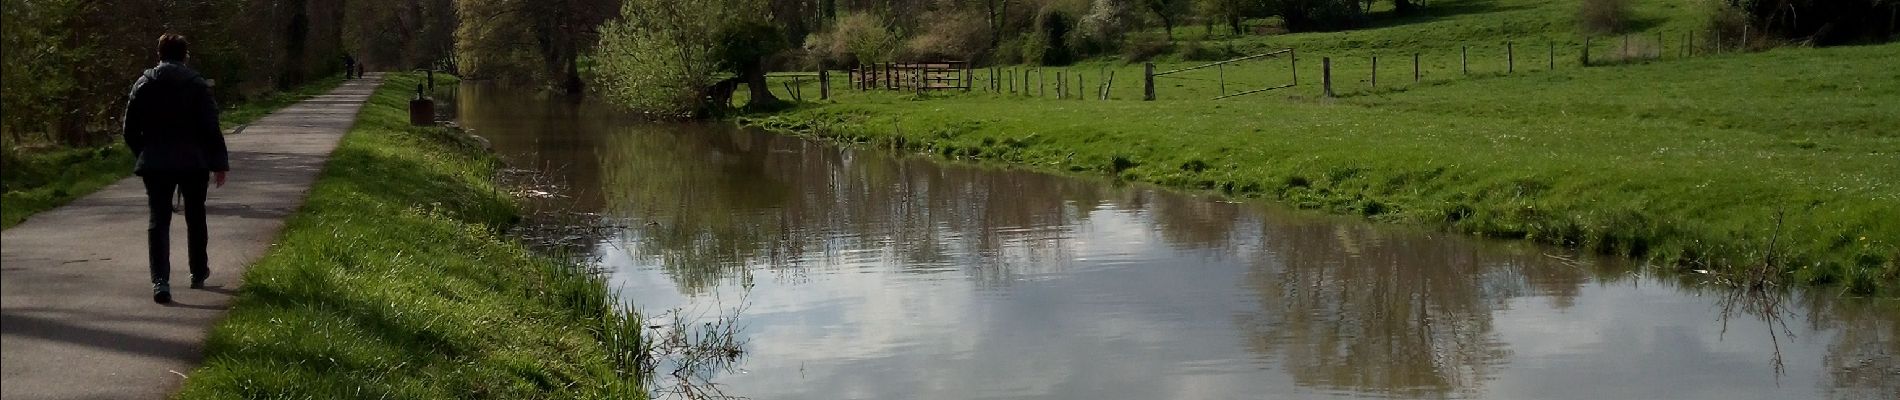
452, 84, 1898, 399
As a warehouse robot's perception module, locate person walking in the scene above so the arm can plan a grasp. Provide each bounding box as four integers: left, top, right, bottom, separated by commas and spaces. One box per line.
343, 53, 357, 79
122, 33, 229, 303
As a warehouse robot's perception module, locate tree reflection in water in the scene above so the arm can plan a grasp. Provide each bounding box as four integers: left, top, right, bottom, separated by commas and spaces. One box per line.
453, 82, 1900, 399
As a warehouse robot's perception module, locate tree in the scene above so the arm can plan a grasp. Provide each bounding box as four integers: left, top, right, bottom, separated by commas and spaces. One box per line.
453, 0, 617, 93
1725, 0, 1899, 45
715, 20, 788, 109
1144, 0, 1190, 38
1194, 0, 1251, 35
592, 0, 779, 117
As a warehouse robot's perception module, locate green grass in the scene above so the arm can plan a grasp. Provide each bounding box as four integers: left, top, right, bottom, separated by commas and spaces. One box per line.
768, 0, 1734, 104
177, 73, 646, 398
0, 75, 347, 229
747, 19, 1900, 295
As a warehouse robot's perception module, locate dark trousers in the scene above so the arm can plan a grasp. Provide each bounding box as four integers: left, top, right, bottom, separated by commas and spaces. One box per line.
142, 171, 209, 285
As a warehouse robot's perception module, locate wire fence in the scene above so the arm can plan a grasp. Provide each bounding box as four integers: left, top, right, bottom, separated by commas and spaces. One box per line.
764, 28, 1768, 102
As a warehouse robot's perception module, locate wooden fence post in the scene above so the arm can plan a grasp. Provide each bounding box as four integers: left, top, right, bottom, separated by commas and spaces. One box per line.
1687, 31, 1695, 57
1583, 36, 1592, 66
819, 66, 830, 100
1077, 73, 1084, 100
1742, 24, 1750, 50
1290, 48, 1299, 86
1103, 70, 1114, 100
1413, 53, 1420, 83
1657, 31, 1665, 59
1507, 41, 1514, 73
1218, 63, 1227, 95
1371, 56, 1378, 89
1461, 45, 1468, 75
1623, 35, 1630, 59
1549, 42, 1555, 69
1057, 71, 1065, 99
1038, 69, 1045, 97
1143, 62, 1156, 101
1322, 57, 1334, 98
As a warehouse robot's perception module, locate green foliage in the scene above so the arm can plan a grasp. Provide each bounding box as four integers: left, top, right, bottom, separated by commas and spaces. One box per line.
1143, 0, 1191, 35
178, 73, 645, 398
1579, 0, 1636, 34
1727, 0, 1900, 45
1, 76, 342, 229
591, 0, 735, 115
0, 144, 133, 229
1035, 8, 1078, 65
839, 12, 906, 64
715, 20, 788, 73
903, 8, 993, 61
1, 0, 350, 148
452, 0, 617, 90
1079, 0, 1138, 47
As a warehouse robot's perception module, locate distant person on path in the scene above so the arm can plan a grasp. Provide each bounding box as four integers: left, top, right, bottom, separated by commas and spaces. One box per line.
342, 53, 357, 79
122, 33, 229, 304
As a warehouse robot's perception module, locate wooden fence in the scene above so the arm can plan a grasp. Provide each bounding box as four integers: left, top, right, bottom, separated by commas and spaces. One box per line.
763, 28, 1752, 102
850, 62, 973, 91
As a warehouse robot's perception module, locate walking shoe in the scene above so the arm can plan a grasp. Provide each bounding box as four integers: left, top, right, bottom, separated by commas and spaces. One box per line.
154, 283, 172, 304
190, 274, 208, 289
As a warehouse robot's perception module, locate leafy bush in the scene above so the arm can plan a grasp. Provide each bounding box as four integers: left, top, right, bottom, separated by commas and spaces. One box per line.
1020, 32, 1051, 65
1076, 0, 1137, 58
1079, 0, 1137, 44
2, 0, 348, 147
591, 0, 733, 116
801, 12, 903, 66
1178, 39, 1239, 61
902, 9, 991, 61
1035, 8, 1077, 65
1704, 3, 1753, 50
1121, 33, 1172, 62
1579, 0, 1635, 34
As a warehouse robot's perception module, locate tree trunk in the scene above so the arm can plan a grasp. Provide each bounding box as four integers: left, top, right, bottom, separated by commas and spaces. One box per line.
744, 64, 781, 109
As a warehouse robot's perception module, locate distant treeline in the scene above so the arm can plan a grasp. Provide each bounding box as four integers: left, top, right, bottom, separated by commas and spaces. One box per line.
8, 0, 1892, 134
2, 0, 354, 145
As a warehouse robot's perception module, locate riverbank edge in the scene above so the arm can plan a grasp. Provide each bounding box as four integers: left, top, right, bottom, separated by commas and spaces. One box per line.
1, 75, 348, 229
739, 106, 1896, 297
176, 73, 646, 398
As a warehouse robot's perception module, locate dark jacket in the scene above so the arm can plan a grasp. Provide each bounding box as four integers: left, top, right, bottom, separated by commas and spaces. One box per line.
123, 62, 228, 175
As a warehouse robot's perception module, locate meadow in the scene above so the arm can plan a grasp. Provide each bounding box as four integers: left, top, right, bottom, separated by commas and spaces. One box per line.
747, 0, 1900, 294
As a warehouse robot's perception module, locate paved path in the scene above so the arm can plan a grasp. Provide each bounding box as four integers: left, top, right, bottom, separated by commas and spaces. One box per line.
1, 74, 383, 399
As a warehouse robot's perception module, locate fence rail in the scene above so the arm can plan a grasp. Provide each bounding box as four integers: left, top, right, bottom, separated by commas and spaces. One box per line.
849, 62, 972, 91
762, 28, 1756, 102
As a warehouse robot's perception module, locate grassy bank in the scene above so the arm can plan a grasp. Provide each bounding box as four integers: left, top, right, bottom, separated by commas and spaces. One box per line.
177, 73, 645, 398
0, 75, 347, 229
744, 41, 1900, 295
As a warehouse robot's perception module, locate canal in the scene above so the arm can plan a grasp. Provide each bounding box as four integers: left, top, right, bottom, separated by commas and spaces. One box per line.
451, 83, 1896, 400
